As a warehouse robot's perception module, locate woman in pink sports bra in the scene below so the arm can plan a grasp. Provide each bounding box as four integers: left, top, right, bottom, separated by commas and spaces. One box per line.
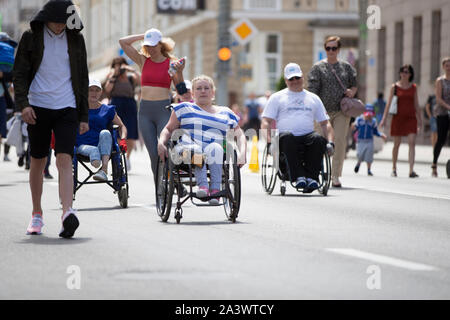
119, 28, 185, 183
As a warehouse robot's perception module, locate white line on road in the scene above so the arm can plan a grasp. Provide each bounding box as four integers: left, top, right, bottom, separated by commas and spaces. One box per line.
326, 248, 438, 271
350, 185, 450, 201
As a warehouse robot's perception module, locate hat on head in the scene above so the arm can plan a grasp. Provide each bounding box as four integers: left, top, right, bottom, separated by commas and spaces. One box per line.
364, 104, 375, 117
89, 78, 102, 89
284, 63, 303, 80
143, 28, 162, 47
184, 80, 192, 91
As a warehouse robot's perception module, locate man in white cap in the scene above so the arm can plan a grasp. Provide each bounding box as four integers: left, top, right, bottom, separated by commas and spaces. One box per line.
261, 63, 335, 193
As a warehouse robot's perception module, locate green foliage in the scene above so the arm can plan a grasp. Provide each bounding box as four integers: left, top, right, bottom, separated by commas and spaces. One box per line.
275, 75, 286, 91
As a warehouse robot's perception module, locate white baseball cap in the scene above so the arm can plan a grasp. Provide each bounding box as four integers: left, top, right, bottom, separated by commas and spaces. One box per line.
284, 63, 303, 79
184, 80, 192, 91
143, 28, 162, 47
89, 78, 102, 89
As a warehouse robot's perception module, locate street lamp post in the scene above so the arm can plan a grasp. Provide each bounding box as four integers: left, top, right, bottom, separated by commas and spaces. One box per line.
216, 0, 231, 106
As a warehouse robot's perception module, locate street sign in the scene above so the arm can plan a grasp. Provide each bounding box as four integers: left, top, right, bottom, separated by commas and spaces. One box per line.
229, 18, 258, 46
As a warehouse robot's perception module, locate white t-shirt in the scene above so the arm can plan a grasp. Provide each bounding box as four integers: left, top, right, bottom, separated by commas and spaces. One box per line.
28, 26, 76, 110
262, 88, 329, 136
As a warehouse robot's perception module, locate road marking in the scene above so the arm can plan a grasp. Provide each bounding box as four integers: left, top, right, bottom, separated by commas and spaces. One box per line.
351, 185, 450, 201
326, 248, 438, 271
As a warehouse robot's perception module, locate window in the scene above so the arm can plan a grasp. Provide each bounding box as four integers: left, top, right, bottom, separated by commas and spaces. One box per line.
412, 16, 422, 84
394, 21, 403, 81
265, 34, 281, 91
377, 27, 386, 93
244, 0, 281, 11
431, 10, 441, 81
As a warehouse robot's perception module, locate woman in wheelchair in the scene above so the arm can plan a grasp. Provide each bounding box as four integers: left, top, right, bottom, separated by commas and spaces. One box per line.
76, 79, 127, 181
158, 75, 246, 205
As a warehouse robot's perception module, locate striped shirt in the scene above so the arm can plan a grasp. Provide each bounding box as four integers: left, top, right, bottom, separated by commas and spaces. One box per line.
173, 102, 240, 148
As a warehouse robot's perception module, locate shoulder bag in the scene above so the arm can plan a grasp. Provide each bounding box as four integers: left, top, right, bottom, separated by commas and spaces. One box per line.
388, 85, 398, 115
329, 64, 365, 117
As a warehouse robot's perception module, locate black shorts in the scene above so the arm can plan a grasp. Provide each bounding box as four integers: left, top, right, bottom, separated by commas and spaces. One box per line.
27, 106, 78, 159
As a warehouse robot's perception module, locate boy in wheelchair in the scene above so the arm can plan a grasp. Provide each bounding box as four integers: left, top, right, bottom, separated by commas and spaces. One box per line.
76, 79, 127, 181
158, 75, 247, 205
261, 63, 335, 193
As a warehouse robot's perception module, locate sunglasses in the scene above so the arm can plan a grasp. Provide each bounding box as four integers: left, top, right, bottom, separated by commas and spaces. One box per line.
288, 76, 302, 81
325, 46, 339, 52
400, 70, 410, 74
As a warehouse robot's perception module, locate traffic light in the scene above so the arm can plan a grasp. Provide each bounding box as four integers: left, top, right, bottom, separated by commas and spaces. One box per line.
218, 47, 231, 61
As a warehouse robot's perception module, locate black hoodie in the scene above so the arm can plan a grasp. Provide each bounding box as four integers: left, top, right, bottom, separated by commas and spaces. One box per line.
12, 0, 88, 123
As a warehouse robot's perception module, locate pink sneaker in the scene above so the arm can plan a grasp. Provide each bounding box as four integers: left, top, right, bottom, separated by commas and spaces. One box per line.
26, 214, 44, 235
209, 189, 220, 205
196, 186, 209, 198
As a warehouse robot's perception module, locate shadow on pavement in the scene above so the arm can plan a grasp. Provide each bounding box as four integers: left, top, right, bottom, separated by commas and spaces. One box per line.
16, 236, 92, 245
161, 220, 248, 226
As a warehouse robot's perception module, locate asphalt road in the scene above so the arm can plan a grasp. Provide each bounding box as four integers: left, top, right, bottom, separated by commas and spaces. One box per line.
0, 145, 449, 299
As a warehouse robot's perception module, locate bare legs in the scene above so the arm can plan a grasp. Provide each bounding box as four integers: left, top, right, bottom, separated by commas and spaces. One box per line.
391, 134, 417, 176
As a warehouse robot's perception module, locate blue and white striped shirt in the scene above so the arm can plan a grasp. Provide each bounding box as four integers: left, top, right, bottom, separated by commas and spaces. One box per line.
173, 102, 240, 148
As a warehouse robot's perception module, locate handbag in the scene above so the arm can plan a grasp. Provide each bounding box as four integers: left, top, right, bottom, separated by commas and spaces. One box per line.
388, 85, 398, 115
329, 64, 365, 117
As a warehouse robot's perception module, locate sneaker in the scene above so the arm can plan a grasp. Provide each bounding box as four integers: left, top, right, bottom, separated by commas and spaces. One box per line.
391, 170, 397, 177
354, 165, 360, 173
18, 156, 24, 167
59, 209, 79, 239
209, 189, 220, 205
196, 186, 209, 198
409, 171, 419, 178
306, 178, 319, 190
26, 214, 44, 235
368, 170, 373, 176
44, 171, 54, 179
93, 170, 108, 181
295, 177, 307, 189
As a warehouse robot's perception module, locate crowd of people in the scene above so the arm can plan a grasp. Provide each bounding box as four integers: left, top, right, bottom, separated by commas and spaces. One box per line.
0, 0, 448, 238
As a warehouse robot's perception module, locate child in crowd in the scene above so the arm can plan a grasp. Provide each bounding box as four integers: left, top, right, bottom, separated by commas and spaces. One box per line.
352, 104, 387, 176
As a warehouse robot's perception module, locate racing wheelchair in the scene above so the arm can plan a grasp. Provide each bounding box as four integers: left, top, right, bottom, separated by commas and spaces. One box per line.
155, 138, 242, 224
72, 125, 129, 208
261, 137, 331, 196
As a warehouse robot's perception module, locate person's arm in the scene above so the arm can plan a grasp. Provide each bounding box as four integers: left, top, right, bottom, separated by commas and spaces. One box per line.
261, 117, 274, 144
319, 120, 334, 144
112, 113, 127, 140
380, 84, 395, 128
436, 78, 450, 111
171, 59, 185, 86
425, 102, 432, 119
234, 126, 247, 168
12, 31, 33, 118
307, 65, 321, 95
118, 34, 146, 69
78, 35, 90, 133
158, 111, 180, 159
414, 85, 422, 131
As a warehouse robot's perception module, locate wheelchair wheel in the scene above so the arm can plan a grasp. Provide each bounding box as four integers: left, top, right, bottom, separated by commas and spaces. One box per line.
223, 149, 241, 223
318, 152, 332, 196
261, 144, 277, 195
112, 151, 129, 208
155, 157, 174, 222
447, 160, 450, 179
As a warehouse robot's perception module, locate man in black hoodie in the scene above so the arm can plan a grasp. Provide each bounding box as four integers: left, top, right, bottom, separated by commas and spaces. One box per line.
13, 0, 89, 239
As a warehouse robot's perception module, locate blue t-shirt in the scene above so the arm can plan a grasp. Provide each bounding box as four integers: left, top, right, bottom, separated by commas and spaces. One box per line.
76, 104, 116, 147
245, 99, 261, 120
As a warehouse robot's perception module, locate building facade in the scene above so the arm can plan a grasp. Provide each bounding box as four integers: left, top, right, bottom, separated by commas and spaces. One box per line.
1, 0, 361, 105
366, 0, 450, 107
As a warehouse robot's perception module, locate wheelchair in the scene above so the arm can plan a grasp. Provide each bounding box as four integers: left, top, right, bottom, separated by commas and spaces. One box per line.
261, 139, 331, 196
155, 139, 241, 224
72, 125, 129, 208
